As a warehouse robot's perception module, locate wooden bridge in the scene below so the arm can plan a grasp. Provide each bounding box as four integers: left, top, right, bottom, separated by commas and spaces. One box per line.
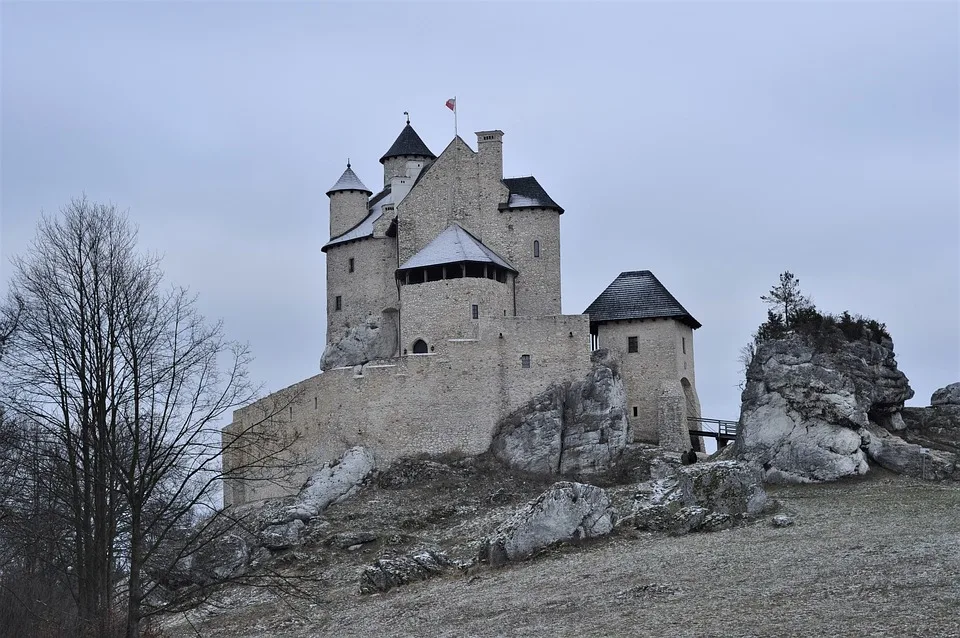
688, 417, 738, 449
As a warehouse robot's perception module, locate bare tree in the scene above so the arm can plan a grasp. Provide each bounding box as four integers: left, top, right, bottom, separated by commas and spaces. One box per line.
0, 198, 299, 637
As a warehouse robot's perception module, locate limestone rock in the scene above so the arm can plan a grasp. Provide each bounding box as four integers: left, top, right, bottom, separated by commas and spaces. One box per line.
285, 446, 375, 522
326, 531, 377, 549
359, 549, 454, 594
860, 424, 957, 481
734, 334, 912, 483
320, 311, 398, 371
490, 352, 629, 476
771, 514, 795, 528
632, 461, 767, 534
931, 382, 960, 406
259, 519, 304, 550
192, 533, 249, 582
900, 405, 960, 454
480, 482, 615, 565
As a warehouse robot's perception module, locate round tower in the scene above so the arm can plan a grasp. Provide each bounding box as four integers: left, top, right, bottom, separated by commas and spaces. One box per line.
380, 120, 436, 187
326, 163, 372, 239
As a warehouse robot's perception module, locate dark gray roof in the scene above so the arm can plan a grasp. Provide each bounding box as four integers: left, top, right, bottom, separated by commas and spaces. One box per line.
500, 176, 563, 214
380, 124, 436, 163
326, 164, 371, 196
397, 223, 517, 272
584, 271, 701, 329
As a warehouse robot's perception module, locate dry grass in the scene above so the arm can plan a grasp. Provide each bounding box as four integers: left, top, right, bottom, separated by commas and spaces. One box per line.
163, 466, 960, 638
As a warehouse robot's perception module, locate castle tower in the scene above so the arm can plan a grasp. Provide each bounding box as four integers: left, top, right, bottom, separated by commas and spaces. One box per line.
380, 121, 436, 187
584, 271, 702, 452
326, 163, 372, 239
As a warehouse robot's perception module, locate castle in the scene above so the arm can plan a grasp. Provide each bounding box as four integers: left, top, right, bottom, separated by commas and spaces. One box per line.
222, 119, 702, 506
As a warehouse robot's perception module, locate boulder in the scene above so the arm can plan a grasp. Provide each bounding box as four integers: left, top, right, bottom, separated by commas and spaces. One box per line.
734, 334, 912, 483
631, 461, 767, 534
284, 446, 375, 521
931, 382, 960, 406
491, 350, 629, 476
900, 405, 960, 454
259, 519, 304, 550
480, 482, 615, 565
191, 533, 249, 582
359, 549, 454, 594
320, 311, 398, 371
860, 424, 957, 481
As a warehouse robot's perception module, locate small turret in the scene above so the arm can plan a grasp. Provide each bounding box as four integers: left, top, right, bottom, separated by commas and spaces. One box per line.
326, 162, 372, 239
380, 118, 435, 187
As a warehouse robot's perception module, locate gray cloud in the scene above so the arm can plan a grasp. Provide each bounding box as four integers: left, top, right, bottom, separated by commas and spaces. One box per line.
2, 2, 957, 424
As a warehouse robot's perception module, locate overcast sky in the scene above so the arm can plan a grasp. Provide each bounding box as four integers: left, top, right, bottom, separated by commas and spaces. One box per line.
2, 2, 958, 427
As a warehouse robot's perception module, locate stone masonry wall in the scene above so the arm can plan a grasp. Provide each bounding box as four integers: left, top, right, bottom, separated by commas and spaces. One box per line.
222, 313, 592, 506
597, 318, 698, 445
325, 237, 399, 346
399, 276, 514, 354
328, 190, 369, 239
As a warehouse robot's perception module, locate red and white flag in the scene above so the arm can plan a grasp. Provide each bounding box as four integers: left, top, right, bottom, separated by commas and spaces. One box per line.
445, 98, 456, 112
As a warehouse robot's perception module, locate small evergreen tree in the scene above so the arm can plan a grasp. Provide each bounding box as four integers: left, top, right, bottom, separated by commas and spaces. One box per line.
760, 271, 813, 328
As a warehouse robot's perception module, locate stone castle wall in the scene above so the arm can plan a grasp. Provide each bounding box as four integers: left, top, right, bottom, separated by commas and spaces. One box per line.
596, 318, 698, 446
223, 313, 592, 506
325, 237, 399, 345
328, 190, 369, 239
398, 276, 515, 354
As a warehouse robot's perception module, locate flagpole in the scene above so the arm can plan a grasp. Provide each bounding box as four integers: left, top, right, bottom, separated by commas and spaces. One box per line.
454, 95, 458, 137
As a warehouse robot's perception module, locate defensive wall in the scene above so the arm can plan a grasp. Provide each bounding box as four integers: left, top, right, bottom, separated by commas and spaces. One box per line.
223, 313, 592, 506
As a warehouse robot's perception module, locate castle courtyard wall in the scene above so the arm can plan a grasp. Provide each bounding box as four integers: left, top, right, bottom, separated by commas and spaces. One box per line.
223, 314, 593, 506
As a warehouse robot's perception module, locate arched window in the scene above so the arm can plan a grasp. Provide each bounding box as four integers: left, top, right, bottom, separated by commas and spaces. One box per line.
533, 240, 540, 258
412, 339, 428, 354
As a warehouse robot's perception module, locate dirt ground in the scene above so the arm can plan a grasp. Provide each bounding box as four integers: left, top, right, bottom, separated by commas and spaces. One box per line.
163, 462, 960, 638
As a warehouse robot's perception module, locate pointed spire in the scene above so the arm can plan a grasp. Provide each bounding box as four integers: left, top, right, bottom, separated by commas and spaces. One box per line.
326, 163, 371, 197
380, 122, 436, 164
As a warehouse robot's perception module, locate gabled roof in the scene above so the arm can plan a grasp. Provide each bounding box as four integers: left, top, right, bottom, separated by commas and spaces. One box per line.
380, 124, 436, 163
326, 164, 372, 196
397, 223, 517, 273
500, 176, 563, 214
322, 186, 391, 252
584, 270, 701, 329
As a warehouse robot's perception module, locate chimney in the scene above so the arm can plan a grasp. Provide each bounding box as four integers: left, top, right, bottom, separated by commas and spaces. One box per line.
476, 130, 504, 181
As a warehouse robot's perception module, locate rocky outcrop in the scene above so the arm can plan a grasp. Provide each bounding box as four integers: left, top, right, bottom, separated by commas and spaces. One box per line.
631, 461, 768, 534
284, 446, 376, 522
480, 482, 615, 565
900, 383, 960, 455
359, 549, 455, 594
490, 350, 629, 476
259, 519, 305, 550
735, 334, 913, 483
931, 382, 960, 407
320, 311, 398, 371
860, 424, 957, 480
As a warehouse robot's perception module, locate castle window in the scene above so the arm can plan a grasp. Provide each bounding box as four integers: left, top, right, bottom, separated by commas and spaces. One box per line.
472, 304, 479, 319
633, 406, 638, 418
521, 354, 531, 368
496, 269, 507, 283
349, 258, 355, 273
533, 240, 540, 258
682, 337, 686, 354
412, 339, 428, 354
335, 295, 342, 311
628, 336, 638, 353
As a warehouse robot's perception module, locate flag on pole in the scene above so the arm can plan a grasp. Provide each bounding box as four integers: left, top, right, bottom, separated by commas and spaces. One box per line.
445, 98, 456, 112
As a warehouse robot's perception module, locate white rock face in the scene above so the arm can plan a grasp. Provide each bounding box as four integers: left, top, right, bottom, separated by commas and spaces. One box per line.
320, 314, 397, 371
285, 446, 376, 521
481, 482, 615, 565
631, 461, 767, 533
259, 519, 304, 550
931, 382, 960, 407
490, 355, 629, 476
860, 424, 957, 481
735, 335, 912, 483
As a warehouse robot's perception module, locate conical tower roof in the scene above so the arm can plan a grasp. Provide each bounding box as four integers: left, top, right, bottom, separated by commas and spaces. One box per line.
326, 163, 372, 197
380, 124, 436, 164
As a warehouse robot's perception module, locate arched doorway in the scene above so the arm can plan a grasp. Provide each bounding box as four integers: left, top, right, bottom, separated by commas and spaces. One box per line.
412, 339, 428, 354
